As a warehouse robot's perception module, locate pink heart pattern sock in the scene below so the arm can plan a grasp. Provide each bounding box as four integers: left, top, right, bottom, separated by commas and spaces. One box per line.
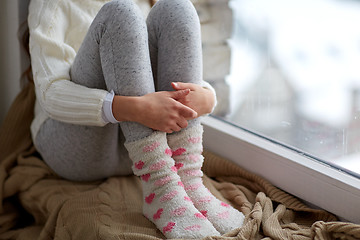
125, 131, 220, 239
167, 125, 245, 234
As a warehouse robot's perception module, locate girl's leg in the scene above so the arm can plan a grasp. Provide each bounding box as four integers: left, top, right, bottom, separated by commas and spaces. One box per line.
146, 0, 245, 233
72, 0, 220, 238
124, 131, 220, 239
71, 0, 154, 142
35, 0, 157, 181
147, 0, 203, 89
147, 0, 201, 124
167, 125, 245, 234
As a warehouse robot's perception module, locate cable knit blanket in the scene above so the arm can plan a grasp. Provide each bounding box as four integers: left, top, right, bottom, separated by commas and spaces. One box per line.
1, 83, 360, 240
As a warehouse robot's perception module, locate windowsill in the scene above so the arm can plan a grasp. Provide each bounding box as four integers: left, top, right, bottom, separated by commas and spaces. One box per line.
202, 115, 360, 224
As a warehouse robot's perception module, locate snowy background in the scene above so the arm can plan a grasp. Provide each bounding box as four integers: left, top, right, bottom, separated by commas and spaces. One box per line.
224, 0, 360, 174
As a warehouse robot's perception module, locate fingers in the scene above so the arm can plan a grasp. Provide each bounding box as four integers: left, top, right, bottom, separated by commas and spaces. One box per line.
165, 104, 194, 133
142, 90, 196, 133
170, 88, 190, 100
172, 82, 197, 91
166, 120, 188, 134
177, 118, 188, 129
160, 103, 191, 133
178, 103, 198, 120
171, 91, 198, 119
162, 120, 186, 133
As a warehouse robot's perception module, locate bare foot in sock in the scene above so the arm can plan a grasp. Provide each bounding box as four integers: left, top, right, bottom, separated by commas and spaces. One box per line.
168, 125, 245, 234
125, 131, 220, 239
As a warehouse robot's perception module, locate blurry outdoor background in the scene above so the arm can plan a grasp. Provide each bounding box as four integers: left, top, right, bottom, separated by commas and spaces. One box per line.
221, 0, 360, 175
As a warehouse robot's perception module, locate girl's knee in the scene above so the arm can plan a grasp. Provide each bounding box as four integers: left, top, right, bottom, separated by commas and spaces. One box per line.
100, 0, 144, 22
153, 0, 198, 17
148, 0, 200, 33
148, 0, 200, 29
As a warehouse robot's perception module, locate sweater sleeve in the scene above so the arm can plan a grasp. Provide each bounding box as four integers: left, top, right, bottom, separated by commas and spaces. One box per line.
28, 0, 108, 127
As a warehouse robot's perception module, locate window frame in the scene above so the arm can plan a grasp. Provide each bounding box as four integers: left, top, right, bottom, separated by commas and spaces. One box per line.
202, 115, 360, 224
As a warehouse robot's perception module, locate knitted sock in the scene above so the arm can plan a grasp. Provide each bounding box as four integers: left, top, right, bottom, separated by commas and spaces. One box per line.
167, 125, 245, 234
125, 131, 220, 239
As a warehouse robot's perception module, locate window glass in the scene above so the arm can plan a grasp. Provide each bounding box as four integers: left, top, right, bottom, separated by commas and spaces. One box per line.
215, 0, 360, 177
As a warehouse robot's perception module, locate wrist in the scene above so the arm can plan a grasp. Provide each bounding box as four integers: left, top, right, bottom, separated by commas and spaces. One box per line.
203, 88, 216, 114
112, 95, 142, 122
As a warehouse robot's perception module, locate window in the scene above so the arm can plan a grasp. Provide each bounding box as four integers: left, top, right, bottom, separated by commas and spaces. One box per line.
199, 0, 360, 223
225, 0, 360, 177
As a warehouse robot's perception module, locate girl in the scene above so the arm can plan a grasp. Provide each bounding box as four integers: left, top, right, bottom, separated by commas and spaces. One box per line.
28, 0, 244, 238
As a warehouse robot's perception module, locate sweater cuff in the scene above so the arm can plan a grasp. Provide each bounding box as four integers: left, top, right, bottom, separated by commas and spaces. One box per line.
102, 90, 119, 124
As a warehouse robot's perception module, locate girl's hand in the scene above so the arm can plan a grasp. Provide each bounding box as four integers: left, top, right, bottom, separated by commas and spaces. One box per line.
171, 82, 216, 116
112, 90, 198, 133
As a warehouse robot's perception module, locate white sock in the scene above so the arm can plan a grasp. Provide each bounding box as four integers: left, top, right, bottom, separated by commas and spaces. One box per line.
125, 131, 220, 239
167, 125, 245, 234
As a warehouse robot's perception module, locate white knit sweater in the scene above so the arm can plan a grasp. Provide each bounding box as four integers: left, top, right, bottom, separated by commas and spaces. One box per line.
28, 0, 215, 141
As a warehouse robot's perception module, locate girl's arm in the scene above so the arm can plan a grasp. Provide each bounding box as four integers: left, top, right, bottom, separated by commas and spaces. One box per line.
29, 0, 109, 127
112, 90, 198, 133
29, 0, 197, 131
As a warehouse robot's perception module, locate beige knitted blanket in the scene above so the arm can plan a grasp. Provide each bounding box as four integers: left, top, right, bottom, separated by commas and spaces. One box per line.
0, 83, 359, 240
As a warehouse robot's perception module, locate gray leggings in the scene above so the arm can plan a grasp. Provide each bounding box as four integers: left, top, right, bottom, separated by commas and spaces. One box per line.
35, 0, 203, 181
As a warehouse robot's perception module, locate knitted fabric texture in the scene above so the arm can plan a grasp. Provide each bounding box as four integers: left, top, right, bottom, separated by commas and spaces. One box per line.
4, 84, 360, 240
124, 131, 220, 239
167, 125, 245, 234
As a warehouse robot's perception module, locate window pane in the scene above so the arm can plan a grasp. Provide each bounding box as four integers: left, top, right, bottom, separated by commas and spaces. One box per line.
213, 0, 360, 177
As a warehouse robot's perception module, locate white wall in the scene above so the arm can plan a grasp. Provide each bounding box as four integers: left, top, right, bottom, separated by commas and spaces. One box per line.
0, 0, 30, 124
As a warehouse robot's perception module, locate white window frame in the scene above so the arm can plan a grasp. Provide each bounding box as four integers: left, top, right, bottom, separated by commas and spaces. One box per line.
202, 115, 360, 224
